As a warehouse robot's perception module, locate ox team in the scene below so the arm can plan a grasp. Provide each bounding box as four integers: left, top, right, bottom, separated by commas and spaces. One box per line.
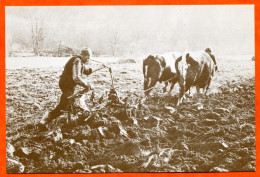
143, 48, 218, 105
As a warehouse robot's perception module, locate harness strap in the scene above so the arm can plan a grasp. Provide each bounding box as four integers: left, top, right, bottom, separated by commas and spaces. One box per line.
144, 75, 177, 92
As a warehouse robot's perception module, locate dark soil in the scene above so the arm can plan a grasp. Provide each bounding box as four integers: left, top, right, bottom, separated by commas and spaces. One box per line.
6, 60, 255, 173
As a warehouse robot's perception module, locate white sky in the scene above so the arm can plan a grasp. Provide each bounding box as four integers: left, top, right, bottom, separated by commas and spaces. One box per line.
6, 5, 254, 55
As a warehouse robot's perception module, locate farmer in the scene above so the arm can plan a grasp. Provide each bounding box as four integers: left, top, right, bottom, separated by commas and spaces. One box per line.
205, 48, 218, 71
40, 47, 104, 125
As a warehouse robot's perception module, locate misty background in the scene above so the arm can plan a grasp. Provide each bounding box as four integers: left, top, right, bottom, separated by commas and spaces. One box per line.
5, 5, 254, 58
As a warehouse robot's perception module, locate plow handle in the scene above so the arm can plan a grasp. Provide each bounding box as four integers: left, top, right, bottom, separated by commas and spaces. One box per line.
92, 67, 105, 73
90, 59, 110, 69
91, 62, 111, 74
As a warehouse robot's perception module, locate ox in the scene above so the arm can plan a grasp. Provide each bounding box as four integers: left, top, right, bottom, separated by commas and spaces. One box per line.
143, 52, 181, 97
175, 49, 217, 105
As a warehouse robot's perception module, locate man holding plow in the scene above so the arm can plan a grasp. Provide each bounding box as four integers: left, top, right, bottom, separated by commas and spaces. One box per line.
40, 47, 106, 125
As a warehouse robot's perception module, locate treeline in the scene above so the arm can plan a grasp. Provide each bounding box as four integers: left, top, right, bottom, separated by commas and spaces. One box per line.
5, 11, 160, 58
6, 9, 192, 58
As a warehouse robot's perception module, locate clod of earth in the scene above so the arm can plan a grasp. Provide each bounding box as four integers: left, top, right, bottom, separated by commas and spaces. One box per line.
210, 167, 229, 172
7, 158, 25, 173
205, 112, 221, 119
213, 108, 230, 114
7, 143, 15, 158
165, 106, 177, 114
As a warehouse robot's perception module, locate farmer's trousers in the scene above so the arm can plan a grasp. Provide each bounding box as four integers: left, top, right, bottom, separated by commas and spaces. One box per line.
48, 85, 75, 122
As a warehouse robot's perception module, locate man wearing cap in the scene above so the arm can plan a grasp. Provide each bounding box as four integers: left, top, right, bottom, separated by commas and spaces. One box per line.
40, 47, 101, 125
205, 48, 218, 71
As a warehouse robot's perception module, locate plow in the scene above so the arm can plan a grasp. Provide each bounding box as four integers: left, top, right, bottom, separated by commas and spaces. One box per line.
64, 59, 178, 127
60, 61, 144, 128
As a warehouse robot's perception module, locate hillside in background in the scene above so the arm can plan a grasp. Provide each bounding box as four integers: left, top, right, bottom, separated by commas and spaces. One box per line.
5, 6, 254, 57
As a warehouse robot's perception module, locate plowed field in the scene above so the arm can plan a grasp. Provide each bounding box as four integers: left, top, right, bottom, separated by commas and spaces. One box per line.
6, 57, 255, 173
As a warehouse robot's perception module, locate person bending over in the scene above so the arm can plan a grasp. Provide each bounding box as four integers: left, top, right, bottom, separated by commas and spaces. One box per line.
40, 47, 104, 125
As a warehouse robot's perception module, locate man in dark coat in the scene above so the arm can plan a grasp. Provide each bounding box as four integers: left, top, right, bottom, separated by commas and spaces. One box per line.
205, 48, 218, 71
40, 47, 102, 125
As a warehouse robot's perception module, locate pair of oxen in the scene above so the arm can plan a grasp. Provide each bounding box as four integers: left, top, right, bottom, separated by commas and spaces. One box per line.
143, 48, 218, 105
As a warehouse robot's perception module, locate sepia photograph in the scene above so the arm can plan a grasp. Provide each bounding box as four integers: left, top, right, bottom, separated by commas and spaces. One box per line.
5, 5, 255, 173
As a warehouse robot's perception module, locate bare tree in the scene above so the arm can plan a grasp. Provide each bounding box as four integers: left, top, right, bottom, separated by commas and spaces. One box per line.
6, 37, 13, 57
29, 12, 44, 56
57, 40, 62, 57
109, 32, 121, 56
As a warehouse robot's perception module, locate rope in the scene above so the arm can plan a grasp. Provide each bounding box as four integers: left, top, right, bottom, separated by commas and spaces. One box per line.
89, 59, 114, 87
73, 58, 178, 99
143, 76, 177, 92
69, 75, 177, 102
90, 58, 177, 94
90, 59, 111, 69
